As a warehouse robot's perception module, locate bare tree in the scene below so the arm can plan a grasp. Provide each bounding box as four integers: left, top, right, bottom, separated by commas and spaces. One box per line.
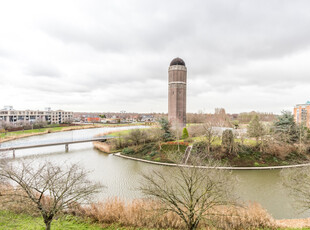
281, 167, 310, 213
202, 122, 217, 155
140, 162, 236, 230
0, 160, 103, 230
222, 129, 235, 154
127, 129, 147, 146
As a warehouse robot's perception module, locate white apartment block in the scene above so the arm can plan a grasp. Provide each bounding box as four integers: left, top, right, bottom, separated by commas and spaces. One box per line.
0, 106, 73, 125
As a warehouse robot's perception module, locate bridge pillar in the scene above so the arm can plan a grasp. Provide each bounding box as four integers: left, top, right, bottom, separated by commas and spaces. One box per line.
65, 144, 69, 152
13, 149, 15, 158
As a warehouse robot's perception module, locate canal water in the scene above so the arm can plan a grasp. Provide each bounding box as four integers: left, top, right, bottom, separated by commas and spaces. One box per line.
0, 126, 308, 219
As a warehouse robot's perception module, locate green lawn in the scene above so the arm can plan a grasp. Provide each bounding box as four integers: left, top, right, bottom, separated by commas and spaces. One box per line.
0, 127, 68, 138
0, 211, 106, 230
0, 210, 156, 230
109, 129, 133, 137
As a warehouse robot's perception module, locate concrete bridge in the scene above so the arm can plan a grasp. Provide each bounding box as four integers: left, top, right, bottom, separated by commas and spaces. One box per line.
0, 136, 113, 158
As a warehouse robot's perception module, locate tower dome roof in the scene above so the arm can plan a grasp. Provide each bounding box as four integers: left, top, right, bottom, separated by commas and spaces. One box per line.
170, 57, 185, 66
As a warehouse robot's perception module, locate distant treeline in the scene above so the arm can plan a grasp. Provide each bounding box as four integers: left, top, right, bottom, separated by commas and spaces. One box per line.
187, 109, 276, 124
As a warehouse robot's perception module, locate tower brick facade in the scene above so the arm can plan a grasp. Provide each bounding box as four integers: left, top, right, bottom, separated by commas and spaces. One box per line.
168, 57, 187, 128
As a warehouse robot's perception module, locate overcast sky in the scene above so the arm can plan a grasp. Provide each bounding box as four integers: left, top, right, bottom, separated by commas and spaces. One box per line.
1, 0, 310, 114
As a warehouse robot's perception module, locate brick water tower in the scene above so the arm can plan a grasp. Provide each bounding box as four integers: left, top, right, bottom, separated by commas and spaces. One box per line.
168, 57, 187, 128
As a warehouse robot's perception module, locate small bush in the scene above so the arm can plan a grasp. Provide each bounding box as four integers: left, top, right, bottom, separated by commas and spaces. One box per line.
161, 142, 188, 153
191, 141, 208, 155
154, 157, 161, 162
182, 127, 189, 139
265, 141, 296, 160
149, 151, 158, 157
135, 143, 158, 156
122, 148, 135, 155
144, 156, 152, 160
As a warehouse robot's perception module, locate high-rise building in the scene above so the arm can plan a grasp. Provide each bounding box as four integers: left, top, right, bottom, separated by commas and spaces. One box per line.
294, 101, 310, 128
168, 57, 187, 127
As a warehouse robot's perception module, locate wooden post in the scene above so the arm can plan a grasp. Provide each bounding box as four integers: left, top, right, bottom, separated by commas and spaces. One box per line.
13, 149, 15, 158
65, 144, 69, 152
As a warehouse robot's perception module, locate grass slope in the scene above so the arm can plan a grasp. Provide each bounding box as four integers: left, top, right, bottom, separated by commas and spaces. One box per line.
0, 210, 157, 230
0, 211, 107, 230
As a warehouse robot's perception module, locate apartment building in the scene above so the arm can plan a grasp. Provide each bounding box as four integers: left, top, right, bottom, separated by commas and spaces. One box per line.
294, 102, 310, 128
0, 106, 73, 125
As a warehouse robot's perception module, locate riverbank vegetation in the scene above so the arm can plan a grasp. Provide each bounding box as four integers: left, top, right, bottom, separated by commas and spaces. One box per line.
0, 123, 143, 143
0, 180, 278, 230
0, 157, 309, 229
2, 197, 310, 229
0, 199, 281, 230
97, 111, 310, 167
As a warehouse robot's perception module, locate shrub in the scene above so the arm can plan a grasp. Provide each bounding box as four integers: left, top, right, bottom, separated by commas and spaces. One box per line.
191, 141, 208, 155
264, 141, 296, 160
122, 148, 135, 155
158, 118, 174, 141
164, 141, 189, 146
32, 120, 47, 129
161, 142, 188, 153
154, 157, 161, 162
222, 129, 234, 154
0, 128, 6, 134
127, 129, 147, 146
136, 143, 158, 156
182, 127, 189, 139
149, 151, 158, 157
147, 128, 164, 142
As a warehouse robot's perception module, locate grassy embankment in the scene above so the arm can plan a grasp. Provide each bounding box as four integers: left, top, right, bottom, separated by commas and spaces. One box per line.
1, 202, 310, 230
0, 210, 136, 230
0, 192, 281, 230
95, 128, 310, 167
0, 123, 145, 143
94, 128, 182, 163
188, 136, 310, 167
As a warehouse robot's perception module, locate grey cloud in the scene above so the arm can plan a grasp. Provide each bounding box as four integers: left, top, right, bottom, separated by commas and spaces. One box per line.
2, 0, 310, 113
25, 65, 62, 78
40, 0, 310, 86
0, 48, 10, 58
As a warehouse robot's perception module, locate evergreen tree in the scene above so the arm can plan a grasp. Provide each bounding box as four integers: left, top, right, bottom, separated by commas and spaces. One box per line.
182, 127, 189, 139
273, 111, 298, 143
158, 118, 174, 141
